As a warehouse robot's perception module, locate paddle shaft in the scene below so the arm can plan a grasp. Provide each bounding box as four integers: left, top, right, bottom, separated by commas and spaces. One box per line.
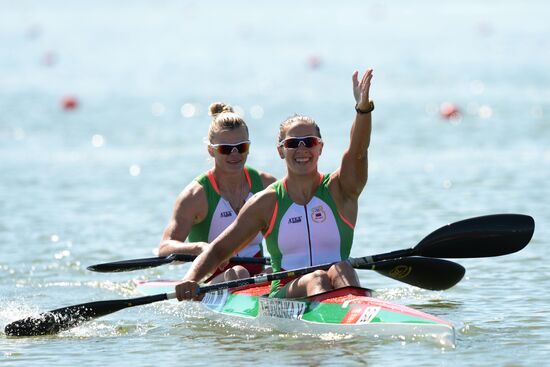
174, 254, 269, 264
364, 249, 413, 263
198, 262, 332, 294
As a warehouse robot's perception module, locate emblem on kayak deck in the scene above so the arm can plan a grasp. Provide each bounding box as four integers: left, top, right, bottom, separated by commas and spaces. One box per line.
388, 265, 412, 279
310, 205, 326, 223
201, 290, 229, 312
357, 307, 381, 324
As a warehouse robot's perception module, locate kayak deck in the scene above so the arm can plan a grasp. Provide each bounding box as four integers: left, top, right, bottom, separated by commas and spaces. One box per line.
135, 280, 455, 346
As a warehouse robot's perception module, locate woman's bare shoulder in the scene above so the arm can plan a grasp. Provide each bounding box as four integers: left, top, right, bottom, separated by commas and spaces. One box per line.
258, 170, 277, 187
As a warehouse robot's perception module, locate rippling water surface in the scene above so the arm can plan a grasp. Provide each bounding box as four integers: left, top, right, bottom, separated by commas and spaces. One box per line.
1, 1, 549, 366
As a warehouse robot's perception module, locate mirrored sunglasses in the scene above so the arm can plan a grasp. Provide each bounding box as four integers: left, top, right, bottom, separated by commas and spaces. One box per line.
209, 140, 250, 155
278, 136, 322, 149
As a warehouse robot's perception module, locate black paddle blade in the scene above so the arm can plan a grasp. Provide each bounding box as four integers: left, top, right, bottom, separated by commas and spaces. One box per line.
4, 294, 167, 337
360, 257, 465, 290
87, 255, 179, 272
414, 214, 535, 258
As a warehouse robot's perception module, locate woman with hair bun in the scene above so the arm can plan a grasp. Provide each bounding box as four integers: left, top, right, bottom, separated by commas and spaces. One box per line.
158, 102, 276, 282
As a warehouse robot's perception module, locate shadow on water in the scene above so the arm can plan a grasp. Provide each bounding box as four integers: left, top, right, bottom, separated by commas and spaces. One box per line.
407, 300, 464, 310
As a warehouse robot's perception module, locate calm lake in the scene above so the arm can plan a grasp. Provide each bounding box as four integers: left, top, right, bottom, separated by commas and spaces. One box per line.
1, 1, 549, 366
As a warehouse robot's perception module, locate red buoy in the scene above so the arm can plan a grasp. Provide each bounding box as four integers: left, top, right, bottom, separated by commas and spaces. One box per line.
61, 96, 79, 110
307, 55, 322, 69
440, 102, 460, 119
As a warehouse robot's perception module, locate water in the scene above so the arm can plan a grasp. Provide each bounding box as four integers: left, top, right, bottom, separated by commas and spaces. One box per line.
1, 0, 549, 365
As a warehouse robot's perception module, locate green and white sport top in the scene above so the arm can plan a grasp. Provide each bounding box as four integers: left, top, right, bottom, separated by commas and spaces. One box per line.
265, 173, 355, 293
188, 166, 264, 260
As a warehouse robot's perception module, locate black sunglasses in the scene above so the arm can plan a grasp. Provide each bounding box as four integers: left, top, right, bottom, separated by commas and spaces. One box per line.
278, 136, 322, 149
209, 140, 251, 155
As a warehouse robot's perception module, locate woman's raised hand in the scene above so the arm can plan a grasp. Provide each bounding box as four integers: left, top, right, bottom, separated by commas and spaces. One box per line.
352, 68, 373, 110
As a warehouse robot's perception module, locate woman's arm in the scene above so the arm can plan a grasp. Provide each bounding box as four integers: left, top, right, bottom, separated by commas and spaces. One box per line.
157, 181, 209, 256
174, 189, 277, 300
333, 69, 374, 200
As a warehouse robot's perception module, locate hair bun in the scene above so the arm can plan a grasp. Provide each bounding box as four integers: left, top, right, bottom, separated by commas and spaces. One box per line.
209, 102, 234, 116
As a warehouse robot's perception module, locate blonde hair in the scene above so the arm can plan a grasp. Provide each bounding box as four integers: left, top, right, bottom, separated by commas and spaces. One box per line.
278, 114, 322, 143
207, 102, 248, 142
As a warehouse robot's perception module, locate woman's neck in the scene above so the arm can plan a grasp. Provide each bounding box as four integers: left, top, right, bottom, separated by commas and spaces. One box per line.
284, 170, 321, 205
213, 168, 246, 192
212, 167, 249, 213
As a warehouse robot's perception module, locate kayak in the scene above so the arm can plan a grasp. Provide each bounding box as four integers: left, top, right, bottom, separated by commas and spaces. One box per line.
135, 280, 456, 346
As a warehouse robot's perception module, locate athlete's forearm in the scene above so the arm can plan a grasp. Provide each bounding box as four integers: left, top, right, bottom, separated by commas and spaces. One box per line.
348, 112, 372, 158
337, 109, 372, 197
158, 240, 206, 257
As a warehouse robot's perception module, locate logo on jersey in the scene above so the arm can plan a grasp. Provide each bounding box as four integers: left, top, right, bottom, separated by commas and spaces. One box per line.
220, 211, 233, 218
310, 205, 326, 223
288, 216, 302, 224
